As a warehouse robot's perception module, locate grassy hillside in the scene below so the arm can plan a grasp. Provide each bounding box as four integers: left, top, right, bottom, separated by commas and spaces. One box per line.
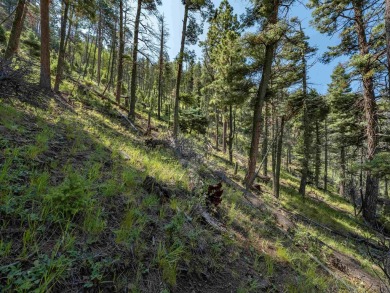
0, 76, 387, 292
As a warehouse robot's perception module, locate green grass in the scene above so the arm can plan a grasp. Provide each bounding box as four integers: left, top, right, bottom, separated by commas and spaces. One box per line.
0, 76, 385, 292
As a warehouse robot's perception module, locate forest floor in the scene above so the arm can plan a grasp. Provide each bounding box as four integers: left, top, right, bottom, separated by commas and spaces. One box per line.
0, 77, 389, 292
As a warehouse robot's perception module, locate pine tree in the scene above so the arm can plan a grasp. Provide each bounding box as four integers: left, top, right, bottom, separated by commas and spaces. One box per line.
173, 0, 213, 138
244, 0, 282, 187
309, 0, 382, 222
327, 64, 362, 196
39, 0, 51, 90
4, 0, 27, 60
129, 0, 162, 121
203, 0, 249, 162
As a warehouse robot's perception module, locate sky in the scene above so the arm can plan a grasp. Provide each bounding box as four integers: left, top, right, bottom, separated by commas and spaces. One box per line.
160, 0, 347, 95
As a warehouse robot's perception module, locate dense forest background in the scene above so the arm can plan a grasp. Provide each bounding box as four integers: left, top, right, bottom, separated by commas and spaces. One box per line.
0, 0, 390, 292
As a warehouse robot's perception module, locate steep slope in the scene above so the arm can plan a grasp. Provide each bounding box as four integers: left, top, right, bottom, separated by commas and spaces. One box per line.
0, 81, 386, 292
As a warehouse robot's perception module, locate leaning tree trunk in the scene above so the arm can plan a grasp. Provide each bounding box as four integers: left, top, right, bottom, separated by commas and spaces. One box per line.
116, 0, 124, 104
273, 116, 285, 198
54, 0, 70, 92
353, 2, 379, 223
39, 0, 51, 90
4, 0, 27, 60
173, 2, 189, 138
244, 0, 279, 187
129, 0, 142, 121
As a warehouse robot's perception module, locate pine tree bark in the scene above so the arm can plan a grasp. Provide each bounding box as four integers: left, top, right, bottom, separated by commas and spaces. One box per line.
129, 0, 142, 120
54, 0, 69, 92
273, 116, 285, 198
39, 0, 51, 90
116, 0, 124, 104
173, 2, 189, 138
244, 0, 279, 187
4, 0, 27, 60
353, 2, 379, 223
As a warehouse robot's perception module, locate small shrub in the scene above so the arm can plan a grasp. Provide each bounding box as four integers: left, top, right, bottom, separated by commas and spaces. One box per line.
43, 172, 92, 220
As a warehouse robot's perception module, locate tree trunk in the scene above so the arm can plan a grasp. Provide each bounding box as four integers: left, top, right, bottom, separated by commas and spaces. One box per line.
54, 0, 69, 92
4, 0, 27, 60
324, 118, 328, 192
271, 105, 277, 177
83, 27, 90, 63
340, 145, 346, 197
315, 121, 321, 188
228, 104, 233, 163
215, 106, 219, 150
107, 23, 117, 92
299, 49, 310, 197
158, 17, 165, 120
173, 2, 189, 138
129, 0, 142, 121
91, 33, 98, 79
244, 0, 279, 187
64, 6, 73, 55
273, 116, 285, 198
97, 9, 102, 85
353, 2, 379, 223
69, 18, 78, 70
83, 35, 94, 78
262, 102, 269, 176
39, 0, 51, 90
223, 108, 227, 153
116, 0, 124, 104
